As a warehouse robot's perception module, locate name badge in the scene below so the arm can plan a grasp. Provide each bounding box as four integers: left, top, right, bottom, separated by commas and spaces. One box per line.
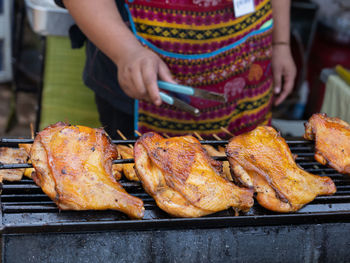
233, 0, 255, 17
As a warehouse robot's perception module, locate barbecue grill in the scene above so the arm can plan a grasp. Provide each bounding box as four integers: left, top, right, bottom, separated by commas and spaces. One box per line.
0, 138, 350, 262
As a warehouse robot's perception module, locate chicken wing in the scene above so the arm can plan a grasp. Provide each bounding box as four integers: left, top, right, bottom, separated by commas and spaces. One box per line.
304, 113, 350, 174
134, 132, 253, 218
30, 122, 144, 219
226, 126, 336, 212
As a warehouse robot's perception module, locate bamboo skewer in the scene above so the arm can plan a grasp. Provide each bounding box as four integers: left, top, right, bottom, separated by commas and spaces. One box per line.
30, 123, 34, 139
212, 134, 222, 141
116, 130, 128, 141
220, 127, 234, 137
194, 132, 224, 144
135, 130, 142, 137
117, 130, 133, 149
193, 131, 204, 141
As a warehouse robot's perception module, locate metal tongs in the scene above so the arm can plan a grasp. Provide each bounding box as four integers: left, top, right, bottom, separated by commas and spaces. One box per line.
158, 81, 227, 117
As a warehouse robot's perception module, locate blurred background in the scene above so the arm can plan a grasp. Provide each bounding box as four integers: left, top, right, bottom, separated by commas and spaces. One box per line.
0, 0, 350, 138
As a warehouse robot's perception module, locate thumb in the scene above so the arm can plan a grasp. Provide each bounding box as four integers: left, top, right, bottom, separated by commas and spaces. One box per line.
158, 61, 176, 84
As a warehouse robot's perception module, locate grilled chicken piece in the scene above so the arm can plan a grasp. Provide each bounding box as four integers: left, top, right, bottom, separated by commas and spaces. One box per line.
226, 126, 336, 212
18, 143, 35, 179
203, 145, 233, 181
305, 113, 350, 174
112, 163, 123, 181
18, 143, 31, 155
134, 132, 253, 218
30, 122, 144, 219
116, 145, 139, 181
0, 147, 28, 181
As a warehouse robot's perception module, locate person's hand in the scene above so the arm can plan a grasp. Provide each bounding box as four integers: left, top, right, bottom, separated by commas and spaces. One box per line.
271, 44, 297, 105
115, 44, 175, 106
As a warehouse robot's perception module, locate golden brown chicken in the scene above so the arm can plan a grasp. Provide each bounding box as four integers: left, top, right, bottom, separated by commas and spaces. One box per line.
18, 143, 35, 179
116, 145, 139, 181
112, 162, 123, 181
304, 113, 350, 174
0, 147, 28, 182
226, 126, 336, 212
134, 132, 253, 218
30, 122, 144, 219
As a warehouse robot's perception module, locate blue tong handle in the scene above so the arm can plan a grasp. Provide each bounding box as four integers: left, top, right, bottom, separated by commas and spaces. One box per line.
158, 81, 194, 96
157, 81, 226, 117
158, 80, 227, 103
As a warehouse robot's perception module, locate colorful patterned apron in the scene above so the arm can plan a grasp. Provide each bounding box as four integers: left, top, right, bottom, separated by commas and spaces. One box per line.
125, 0, 273, 138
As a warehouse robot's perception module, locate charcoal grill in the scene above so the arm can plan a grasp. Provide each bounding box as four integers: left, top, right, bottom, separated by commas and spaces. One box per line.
0, 138, 350, 263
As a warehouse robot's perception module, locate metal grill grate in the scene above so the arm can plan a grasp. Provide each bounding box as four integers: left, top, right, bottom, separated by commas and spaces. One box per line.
1, 138, 350, 234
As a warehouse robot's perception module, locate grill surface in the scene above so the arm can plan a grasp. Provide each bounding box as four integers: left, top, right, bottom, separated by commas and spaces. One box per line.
1, 138, 350, 234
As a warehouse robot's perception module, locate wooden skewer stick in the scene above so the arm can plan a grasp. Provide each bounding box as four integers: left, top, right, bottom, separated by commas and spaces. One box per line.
193, 131, 204, 141
220, 127, 234, 137
163, 133, 170, 138
30, 123, 34, 139
212, 134, 222, 141
134, 130, 142, 137
116, 130, 128, 141
117, 130, 133, 149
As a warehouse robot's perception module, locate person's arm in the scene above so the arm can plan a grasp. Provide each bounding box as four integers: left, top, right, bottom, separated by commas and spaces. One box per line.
271, 0, 296, 106
63, 0, 175, 106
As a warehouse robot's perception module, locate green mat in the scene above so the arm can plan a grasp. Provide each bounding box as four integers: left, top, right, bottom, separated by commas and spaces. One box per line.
40, 36, 101, 130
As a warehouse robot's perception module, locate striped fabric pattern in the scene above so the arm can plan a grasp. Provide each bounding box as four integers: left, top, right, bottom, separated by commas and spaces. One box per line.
126, 0, 273, 138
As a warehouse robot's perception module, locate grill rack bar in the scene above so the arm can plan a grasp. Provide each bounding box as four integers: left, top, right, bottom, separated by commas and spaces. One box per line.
0, 138, 312, 145
0, 156, 330, 169
1, 157, 231, 169
0, 137, 314, 169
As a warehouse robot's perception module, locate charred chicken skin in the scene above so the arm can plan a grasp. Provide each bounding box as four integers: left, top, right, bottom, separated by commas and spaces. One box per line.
226, 126, 336, 212
30, 122, 144, 219
304, 113, 350, 174
134, 132, 253, 218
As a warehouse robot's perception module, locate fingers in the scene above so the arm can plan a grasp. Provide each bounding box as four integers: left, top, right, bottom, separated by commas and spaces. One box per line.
158, 60, 176, 84
271, 46, 297, 106
118, 55, 160, 105
142, 60, 161, 106
273, 66, 282, 96
275, 76, 294, 106
275, 66, 296, 105
117, 47, 174, 106
141, 57, 175, 106
131, 66, 148, 101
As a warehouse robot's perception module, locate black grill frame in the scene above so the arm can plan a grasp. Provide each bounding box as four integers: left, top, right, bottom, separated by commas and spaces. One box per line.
1, 138, 350, 235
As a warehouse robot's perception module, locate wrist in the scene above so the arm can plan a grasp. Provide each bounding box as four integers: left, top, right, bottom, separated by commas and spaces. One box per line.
272, 42, 292, 52
111, 40, 143, 65
272, 41, 290, 46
